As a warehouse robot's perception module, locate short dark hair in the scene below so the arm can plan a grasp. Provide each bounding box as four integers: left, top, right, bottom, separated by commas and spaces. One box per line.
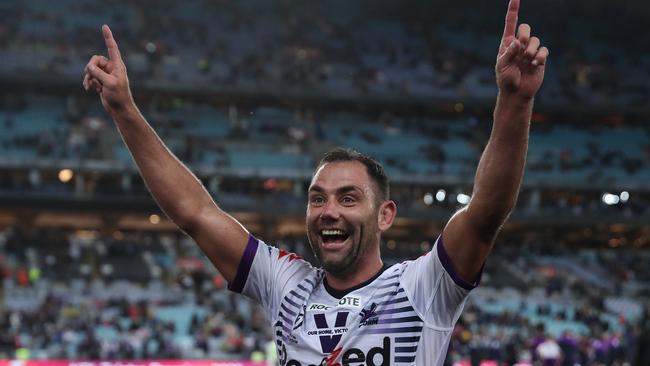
315, 147, 389, 203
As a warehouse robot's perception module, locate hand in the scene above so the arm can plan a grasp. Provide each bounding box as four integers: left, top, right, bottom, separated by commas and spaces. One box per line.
83, 25, 134, 114
495, 0, 549, 99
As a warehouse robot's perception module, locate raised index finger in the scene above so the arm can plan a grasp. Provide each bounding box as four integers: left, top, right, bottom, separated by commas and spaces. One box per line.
500, 0, 520, 46
102, 24, 122, 62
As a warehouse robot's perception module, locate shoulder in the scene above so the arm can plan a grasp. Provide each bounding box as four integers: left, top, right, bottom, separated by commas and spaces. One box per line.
230, 236, 317, 294
255, 237, 314, 268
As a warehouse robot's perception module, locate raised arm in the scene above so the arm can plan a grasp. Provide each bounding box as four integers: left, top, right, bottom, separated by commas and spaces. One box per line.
83, 25, 249, 283
442, 0, 549, 281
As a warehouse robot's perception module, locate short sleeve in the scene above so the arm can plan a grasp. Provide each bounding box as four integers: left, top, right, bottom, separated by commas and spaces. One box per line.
228, 235, 315, 320
400, 236, 481, 329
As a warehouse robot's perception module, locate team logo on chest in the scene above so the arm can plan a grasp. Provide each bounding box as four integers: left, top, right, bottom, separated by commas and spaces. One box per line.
307, 311, 349, 353
359, 302, 379, 327
304, 295, 366, 353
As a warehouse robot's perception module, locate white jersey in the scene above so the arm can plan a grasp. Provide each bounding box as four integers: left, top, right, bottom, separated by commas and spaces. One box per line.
229, 235, 479, 366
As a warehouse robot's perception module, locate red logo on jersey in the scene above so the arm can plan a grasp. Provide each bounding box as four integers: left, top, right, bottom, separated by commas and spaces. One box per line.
320, 347, 343, 366
279, 249, 303, 262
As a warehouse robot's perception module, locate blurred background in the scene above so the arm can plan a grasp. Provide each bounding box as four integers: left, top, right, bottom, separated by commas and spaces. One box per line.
0, 0, 649, 365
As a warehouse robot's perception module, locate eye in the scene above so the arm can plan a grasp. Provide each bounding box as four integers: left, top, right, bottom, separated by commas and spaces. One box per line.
310, 195, 325, 206
340, 195, 356, 205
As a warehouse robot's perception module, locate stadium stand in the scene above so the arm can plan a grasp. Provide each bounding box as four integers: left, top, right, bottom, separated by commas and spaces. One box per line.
0, 227, 649, 364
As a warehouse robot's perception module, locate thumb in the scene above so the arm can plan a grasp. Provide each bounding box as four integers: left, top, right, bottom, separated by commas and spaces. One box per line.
497, 39, 520, 68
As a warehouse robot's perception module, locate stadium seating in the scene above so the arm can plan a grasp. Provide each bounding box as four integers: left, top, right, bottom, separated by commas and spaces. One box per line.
1, 227, 647, 363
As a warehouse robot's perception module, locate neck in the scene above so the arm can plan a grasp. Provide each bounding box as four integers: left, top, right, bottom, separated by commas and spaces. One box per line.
325, 254, 383, 291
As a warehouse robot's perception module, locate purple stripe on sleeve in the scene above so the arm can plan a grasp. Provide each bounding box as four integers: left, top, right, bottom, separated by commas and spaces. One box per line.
228, 235, 259, 293
436, 236, 482, 291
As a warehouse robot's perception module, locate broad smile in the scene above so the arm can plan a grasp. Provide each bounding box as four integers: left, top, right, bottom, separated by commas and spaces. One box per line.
319, 228, 351, 250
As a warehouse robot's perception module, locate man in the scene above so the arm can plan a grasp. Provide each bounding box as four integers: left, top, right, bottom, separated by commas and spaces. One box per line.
83, 0, 548, 364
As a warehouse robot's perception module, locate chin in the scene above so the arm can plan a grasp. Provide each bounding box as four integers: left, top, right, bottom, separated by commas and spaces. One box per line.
322, 261, 353, 276
322, 251, 358, 275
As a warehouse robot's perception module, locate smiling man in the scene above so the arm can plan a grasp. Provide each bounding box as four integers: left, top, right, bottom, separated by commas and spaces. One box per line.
83, 0, 547, 364
306, 150, 394, 288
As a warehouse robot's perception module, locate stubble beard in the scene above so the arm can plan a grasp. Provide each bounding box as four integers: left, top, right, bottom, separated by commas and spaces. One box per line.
308, 226, 372, 277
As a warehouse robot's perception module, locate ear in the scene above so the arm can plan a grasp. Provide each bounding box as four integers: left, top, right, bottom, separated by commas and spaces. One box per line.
377, 200, 397, 232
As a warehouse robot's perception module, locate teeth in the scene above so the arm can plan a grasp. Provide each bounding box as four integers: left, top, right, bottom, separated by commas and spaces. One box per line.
321, 229, 345, 236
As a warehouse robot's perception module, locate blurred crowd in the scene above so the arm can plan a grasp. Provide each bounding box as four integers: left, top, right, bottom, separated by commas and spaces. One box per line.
0, 227, 274, 361
447, 238, 650, 366
1, 0, 650, 108
448, 308, 650, 366
1, 226, 649, 364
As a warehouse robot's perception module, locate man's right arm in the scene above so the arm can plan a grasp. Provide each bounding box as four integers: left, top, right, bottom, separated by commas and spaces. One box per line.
83, 25, 249, 283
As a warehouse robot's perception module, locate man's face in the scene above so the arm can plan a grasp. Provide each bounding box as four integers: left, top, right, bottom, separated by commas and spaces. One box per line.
306, 161, 381, 276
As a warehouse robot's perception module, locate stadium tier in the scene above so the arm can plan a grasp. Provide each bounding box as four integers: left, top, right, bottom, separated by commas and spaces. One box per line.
1, 95, 648, 189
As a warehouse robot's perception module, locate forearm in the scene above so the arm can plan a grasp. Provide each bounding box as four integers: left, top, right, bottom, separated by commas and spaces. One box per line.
111, 103, 214, 230
440, 0, 548, 279
85, 26, 250, 282
468, 92, 533, 232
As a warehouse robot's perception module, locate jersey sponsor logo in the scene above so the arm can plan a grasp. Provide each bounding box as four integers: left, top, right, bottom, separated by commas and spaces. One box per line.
283, 337, 392, 366
337, 295, 362, 308
308, 303, 333, 311
307, 296, 362, 312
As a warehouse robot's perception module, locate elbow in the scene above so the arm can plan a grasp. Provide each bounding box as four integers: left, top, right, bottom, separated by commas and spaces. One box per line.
167, 200, 209, 234
174, 214, 200, 234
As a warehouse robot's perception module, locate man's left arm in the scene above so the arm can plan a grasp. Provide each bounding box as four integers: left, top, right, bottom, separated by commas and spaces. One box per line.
442, 0, 549, 282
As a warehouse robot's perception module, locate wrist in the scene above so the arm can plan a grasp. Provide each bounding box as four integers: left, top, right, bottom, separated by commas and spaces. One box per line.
497, 90, 535, 104
495, 92, 535, 114
110, 98, 138, 120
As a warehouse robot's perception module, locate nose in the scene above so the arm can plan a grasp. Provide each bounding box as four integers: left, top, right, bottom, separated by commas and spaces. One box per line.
319, 200, 341, 221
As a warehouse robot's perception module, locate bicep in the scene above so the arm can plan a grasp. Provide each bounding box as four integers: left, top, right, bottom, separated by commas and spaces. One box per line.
186, 204, 250, 284
441, 206, 495, 284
